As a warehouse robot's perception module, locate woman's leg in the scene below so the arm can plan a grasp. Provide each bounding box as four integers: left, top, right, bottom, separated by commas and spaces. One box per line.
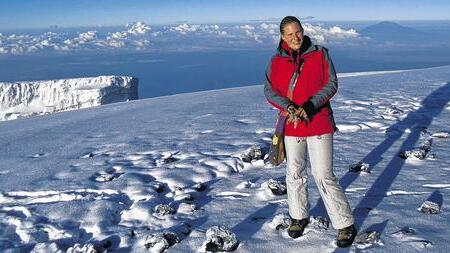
284, 136, 309, 219
307, 133, 354, 229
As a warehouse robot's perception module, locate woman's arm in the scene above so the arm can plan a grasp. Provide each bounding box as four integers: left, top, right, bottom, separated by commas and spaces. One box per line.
301, 47, 338, 118
264, 59, 293, 111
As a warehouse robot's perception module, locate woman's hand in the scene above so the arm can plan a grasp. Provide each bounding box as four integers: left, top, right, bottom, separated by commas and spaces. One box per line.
287, 104, 309, 128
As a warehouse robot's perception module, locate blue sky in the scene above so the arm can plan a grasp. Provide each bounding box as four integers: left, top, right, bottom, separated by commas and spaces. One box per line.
1, 0, 450, 30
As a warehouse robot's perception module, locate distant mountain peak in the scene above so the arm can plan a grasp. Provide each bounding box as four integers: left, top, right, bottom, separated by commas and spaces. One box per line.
375, 21, 404, 26
361, 21, 423, 36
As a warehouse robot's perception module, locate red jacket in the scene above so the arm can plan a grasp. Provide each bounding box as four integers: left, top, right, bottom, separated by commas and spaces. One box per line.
264, 36, 337, 137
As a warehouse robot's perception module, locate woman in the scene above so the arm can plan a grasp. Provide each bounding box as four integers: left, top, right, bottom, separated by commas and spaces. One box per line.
264, 16, 356, 247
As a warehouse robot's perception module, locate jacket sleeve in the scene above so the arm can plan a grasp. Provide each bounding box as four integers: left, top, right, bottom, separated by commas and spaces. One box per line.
264, 58, 292, 111
301, 47, 338, 118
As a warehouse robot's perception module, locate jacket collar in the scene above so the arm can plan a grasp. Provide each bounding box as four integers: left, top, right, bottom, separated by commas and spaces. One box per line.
277, 35, 315, 58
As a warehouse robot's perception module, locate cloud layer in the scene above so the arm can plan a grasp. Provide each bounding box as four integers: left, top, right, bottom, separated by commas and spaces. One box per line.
0, 21, 361, 56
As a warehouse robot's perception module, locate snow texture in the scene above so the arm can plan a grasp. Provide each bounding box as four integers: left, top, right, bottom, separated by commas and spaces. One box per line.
0, 66, 450, 252
0, 75, 138, 121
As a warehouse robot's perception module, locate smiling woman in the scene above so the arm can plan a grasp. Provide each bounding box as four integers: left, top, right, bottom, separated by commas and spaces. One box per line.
264, 15, 357, 247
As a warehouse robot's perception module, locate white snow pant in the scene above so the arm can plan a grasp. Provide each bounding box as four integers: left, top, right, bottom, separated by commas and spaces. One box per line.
285, 134, 354, 229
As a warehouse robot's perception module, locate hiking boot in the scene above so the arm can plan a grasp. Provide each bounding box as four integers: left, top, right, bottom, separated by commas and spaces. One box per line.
337, 224, 357, 247
287, 218, 309, 238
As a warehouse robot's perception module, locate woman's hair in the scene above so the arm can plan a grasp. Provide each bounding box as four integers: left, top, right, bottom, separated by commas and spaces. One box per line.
280, 16, 303, 34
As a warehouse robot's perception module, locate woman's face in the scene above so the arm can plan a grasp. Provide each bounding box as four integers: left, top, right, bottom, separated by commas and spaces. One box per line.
281, 22, 304, 51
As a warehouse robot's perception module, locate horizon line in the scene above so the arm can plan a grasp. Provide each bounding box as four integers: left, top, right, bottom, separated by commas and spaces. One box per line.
2, 18, 450, 32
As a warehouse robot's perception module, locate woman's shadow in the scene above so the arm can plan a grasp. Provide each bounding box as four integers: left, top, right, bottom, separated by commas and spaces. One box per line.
313, 81, 450, 233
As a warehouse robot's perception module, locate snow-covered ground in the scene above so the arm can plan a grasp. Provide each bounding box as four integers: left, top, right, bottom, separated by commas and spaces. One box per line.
0, 66, 449, 252
0, 76, 138, 121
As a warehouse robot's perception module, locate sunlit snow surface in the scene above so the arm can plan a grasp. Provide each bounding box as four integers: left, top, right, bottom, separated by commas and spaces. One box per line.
0, 66, 449, 252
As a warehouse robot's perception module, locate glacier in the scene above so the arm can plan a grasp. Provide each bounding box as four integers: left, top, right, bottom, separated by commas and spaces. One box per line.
0, 75, 138, 121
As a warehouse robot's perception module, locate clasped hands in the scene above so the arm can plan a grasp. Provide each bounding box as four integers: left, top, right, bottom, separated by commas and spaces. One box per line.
287, 104, 309, 128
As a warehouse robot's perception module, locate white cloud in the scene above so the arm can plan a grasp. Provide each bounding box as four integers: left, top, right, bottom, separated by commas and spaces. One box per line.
239, 25, 255, 30
105, 40, 125, 48
108, 31, 128, 40
171, 24, 200, 34
0, 21, 360, 56
127, 22, 151, 35
169, 23, 229, 38
79, 31, 97, 42
10, 44, 26, 54
151, 31, 162, 37
303, 23, 359, 44
218, 31, 228, 36
260, 23, 277, 30
132, 39, 151, 49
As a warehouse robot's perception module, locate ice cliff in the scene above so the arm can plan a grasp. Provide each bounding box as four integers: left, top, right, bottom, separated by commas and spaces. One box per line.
0, 76, 138, 121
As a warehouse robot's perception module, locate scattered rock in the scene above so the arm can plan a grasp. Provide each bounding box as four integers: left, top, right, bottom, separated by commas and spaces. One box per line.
355, 230, 382, 249
309, 216, 329, 230
154, 204, 175, 215
421, 138, 432, 152
267, 179, 286, 195
66, 243, 97, 253
94, 167, 122, 182
398, 149, 427, 160
81, 152, 95, 158
349, 162, 371, 174
384, 106, 403, 115
203, 226, 239, 252
415, 240, 433, 248
271, 213, 292, 230
399, 132, 433, 160
144, 231, 179, 252
153, 183, 165, 193
241, 144, 264, 163
194, 182, 207, 192
418, 200, 440, 214
156, 152, 179, 166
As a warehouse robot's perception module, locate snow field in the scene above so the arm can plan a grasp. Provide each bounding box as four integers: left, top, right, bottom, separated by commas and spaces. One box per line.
0, 66, 449, 252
